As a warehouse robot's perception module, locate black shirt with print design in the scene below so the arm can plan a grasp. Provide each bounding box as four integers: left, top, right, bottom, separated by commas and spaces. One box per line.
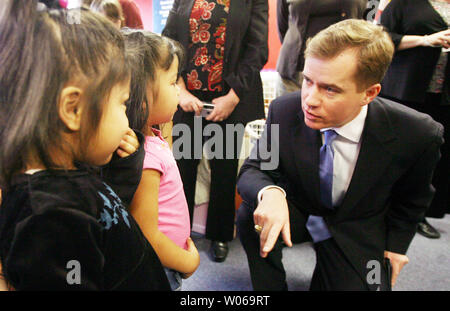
0, 164, 170, 290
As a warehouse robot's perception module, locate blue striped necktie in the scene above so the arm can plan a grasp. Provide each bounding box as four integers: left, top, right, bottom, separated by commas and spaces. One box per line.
306, 130, 338, 243
319, 130, 338, 209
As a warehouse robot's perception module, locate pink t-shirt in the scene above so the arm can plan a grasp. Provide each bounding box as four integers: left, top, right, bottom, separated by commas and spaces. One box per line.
143, 128, 191, 249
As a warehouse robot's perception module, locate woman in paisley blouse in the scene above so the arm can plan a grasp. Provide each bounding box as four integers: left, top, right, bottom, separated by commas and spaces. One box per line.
163, 0, 268, 262
380, 0, 450, 239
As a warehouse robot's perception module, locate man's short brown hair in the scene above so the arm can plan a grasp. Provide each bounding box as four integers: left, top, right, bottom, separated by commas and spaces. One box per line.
304, 19, 394, 91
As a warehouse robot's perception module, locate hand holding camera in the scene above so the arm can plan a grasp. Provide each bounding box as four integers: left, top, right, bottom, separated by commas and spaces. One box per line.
201, 102, 215, 118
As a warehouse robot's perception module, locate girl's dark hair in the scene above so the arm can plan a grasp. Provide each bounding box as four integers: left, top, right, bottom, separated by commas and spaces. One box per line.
121, 28, 184, 132
0, 0, 130, 187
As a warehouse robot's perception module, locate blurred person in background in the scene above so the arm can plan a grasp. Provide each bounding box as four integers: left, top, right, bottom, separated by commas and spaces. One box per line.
275, 0, 367, 97
162, 0, 268, 263
380, 0, 450, 239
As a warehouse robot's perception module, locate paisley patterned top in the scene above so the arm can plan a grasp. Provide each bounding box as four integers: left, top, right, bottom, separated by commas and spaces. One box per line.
186, 0, 230, 92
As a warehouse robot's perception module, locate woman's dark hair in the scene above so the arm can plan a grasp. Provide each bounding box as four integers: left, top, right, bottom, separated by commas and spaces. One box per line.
38, 0, 62, 9
90, 0, 124, 27
121, 28, 184, 132
0, 0, 130, 187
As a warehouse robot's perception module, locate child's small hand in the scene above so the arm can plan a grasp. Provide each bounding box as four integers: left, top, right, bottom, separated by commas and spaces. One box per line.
0, 263, 13, 291
181, 237, 200, 279
116, 128, 139, 158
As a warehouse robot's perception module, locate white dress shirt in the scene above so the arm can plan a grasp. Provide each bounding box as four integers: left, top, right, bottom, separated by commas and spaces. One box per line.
322, 105, 368, 207
258, 105, 368, 206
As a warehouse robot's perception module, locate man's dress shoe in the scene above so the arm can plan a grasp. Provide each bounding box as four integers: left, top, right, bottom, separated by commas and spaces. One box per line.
417, 220, 441, 239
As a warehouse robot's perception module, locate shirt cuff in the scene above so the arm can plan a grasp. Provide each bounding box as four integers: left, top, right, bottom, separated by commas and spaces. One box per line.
257, 186, 286, 203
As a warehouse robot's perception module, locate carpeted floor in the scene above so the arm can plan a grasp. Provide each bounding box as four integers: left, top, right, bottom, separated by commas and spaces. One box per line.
182, 214, 450, 291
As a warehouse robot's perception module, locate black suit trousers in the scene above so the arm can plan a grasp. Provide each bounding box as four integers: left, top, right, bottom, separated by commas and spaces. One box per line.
236, 200, 391, 291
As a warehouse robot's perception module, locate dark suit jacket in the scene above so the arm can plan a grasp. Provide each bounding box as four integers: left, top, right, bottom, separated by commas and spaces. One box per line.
380, 0, 449, 105
162, 0, 268, 124
276, 0, 366, 81
237, 91, 443, 283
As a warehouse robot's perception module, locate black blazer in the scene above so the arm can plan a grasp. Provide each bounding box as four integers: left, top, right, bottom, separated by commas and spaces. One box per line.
380, 0, 449, 105
162, 0, 268, 124
237, 91, 443, 283
276, 0, 366, 81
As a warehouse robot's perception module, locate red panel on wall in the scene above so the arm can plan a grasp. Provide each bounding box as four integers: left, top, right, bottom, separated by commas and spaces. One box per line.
134, 0, 153, 30
263, 0, 280, 71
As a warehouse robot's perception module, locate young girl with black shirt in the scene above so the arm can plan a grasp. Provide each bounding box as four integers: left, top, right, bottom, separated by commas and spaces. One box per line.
0, 1, 170, 290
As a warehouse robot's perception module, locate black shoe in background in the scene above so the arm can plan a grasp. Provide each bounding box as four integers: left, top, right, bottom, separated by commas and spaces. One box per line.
211, 241, 229, 262
417, 219, 441, 239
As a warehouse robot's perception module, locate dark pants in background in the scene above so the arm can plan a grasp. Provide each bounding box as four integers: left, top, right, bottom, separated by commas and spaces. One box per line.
172, 91, 246, 242
404, 93, 450, 218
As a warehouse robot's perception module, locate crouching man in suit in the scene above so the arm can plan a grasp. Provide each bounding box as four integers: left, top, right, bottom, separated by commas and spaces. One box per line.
237, 19, 444, 291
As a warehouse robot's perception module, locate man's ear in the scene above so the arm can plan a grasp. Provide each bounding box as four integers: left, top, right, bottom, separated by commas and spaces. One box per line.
362, 83, 381, 106
59, 86, 83, 131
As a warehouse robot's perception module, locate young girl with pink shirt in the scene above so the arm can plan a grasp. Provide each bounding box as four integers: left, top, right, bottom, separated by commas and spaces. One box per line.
123, 29, 200, 290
